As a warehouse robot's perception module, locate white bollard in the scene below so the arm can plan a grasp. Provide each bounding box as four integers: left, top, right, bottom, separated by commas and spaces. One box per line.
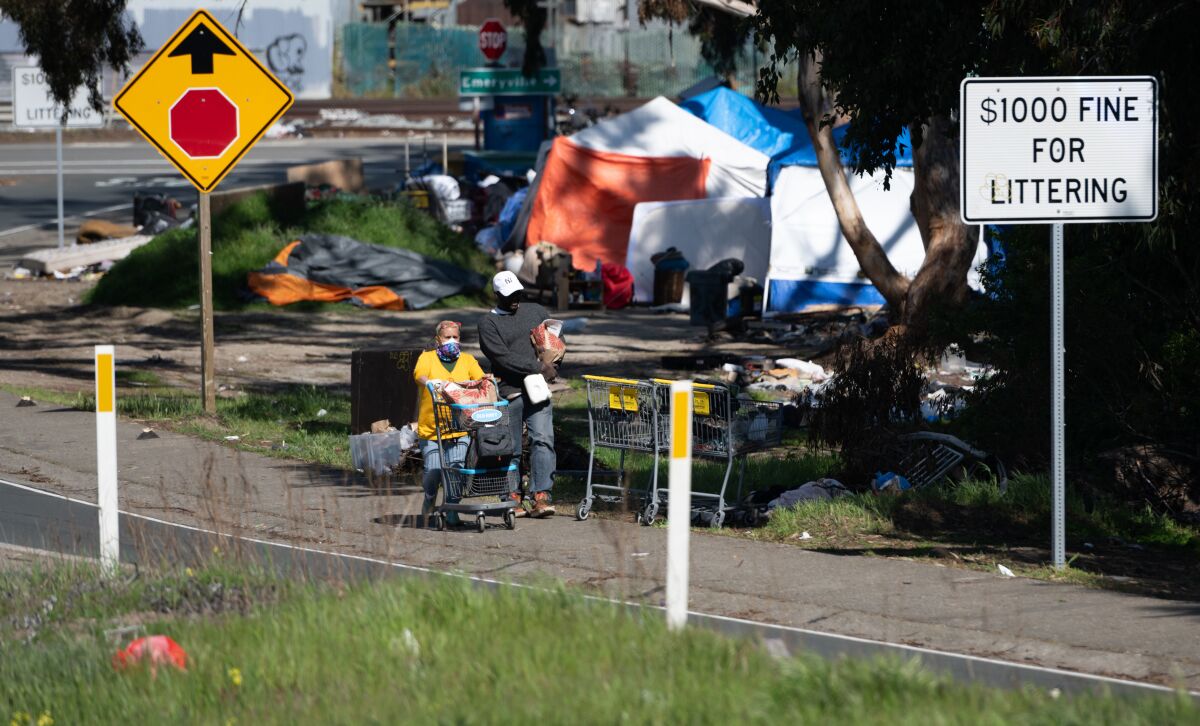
666, 380, 693, 631
94, 345, 119, 572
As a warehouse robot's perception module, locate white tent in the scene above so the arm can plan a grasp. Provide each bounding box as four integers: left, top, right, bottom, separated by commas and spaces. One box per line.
766, 167, 988, 313
626, 198, 771, 304
570, 97, 770, 198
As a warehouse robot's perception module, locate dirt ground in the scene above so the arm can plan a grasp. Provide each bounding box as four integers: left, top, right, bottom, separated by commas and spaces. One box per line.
0, 277, 810, 396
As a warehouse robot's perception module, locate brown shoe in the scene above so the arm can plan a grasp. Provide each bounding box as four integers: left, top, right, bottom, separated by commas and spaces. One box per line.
508, 492, 530, 518
529, 491, 556, 518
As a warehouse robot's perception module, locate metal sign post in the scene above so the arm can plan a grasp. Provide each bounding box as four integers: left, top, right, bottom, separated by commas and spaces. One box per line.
1051, 223, 1065, 567
960, 76, 1158, 569
55, 126, 65, 248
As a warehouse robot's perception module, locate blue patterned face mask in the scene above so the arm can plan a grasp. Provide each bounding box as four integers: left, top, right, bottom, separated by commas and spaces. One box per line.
436, 340, 461, 362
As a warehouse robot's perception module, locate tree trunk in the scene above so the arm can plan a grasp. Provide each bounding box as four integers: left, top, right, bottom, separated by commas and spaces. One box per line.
796, 54, 911, 314
904, 115, 980, 327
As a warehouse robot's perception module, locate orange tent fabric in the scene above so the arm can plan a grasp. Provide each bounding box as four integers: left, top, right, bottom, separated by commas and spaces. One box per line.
525, 138, 710, 270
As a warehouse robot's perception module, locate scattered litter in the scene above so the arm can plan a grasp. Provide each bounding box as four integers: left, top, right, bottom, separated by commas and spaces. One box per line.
997, 564, 1015, 577
773, 358, 828, 381
1083, 542, 1094, 550
400, 628, 420, 657
113, 635, 188, 673
224, 436, 240, 442
271, 441, 288, 451
16, 396, 36, 408
631, 552, 649, 558
236, 355, 248, 363
798, 531, 812, 540
1048, 688, 1062, 700
316, 408, 328, 417
872, 471, 912, 494
137, 428, 159, 440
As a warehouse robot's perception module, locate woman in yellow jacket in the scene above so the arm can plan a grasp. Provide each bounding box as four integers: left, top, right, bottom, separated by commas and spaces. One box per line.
414, 320, 485, 526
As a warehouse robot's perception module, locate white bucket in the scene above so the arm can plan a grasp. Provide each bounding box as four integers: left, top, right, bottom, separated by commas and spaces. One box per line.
523, 373, 551, 404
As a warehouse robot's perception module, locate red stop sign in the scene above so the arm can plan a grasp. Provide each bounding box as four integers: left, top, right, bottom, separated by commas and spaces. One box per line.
169, 88, 239, 159
479, 19, 507, 62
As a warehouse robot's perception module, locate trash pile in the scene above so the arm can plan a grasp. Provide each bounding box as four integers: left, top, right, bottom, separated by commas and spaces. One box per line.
9, 193, 190, 282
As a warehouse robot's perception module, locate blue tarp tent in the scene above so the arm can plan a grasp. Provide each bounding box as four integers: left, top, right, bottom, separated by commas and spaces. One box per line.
681, 87, 912, 189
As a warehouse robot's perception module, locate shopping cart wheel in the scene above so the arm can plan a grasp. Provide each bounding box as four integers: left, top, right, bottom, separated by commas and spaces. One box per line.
575, 500, 592, 521
639, 500, 659, 526
435, 513, 446, 532
476, 514, 486, 533
708, 510, 726, 529
504, 508, 517, 531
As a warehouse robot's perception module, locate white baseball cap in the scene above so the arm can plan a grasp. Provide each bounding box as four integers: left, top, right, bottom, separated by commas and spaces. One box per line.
492, 270, 524, 297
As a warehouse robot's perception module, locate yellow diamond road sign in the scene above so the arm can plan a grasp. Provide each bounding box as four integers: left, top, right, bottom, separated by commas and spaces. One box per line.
113, 9, 294, 192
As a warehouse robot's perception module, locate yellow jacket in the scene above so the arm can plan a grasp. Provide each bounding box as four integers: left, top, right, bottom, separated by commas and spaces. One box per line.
413, 349, 485, 440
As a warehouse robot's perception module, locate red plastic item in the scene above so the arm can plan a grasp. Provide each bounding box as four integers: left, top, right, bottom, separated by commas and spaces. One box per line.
113, 635, 188, 673
601, 263, 635, 310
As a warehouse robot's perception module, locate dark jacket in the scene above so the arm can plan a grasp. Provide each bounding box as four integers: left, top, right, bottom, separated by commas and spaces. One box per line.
478, 302, 550, 399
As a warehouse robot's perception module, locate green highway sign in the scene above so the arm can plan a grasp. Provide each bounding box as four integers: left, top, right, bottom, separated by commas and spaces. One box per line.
459, 68, 561, 96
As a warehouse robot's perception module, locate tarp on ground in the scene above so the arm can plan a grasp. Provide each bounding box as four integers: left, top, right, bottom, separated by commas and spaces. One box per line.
766, 167, 988, 312
247, 234, 485, 310
568, 96, 769, 198
626, 197, 771, 304
525, 138, 710, 271
680, 86, 913, 187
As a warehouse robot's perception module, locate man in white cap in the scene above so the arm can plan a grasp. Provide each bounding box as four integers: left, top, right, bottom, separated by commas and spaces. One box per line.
477, 271, 558, 517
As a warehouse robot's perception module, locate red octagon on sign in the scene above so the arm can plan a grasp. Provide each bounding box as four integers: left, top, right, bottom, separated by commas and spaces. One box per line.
478, 19, 507, 62
169, 88, 239, 159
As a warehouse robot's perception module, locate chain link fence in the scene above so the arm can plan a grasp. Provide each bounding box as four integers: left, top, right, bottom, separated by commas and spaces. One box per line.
340, 22, 760, 99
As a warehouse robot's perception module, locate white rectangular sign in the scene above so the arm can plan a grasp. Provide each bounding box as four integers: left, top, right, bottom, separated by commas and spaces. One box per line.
960, 76, 1157, 224
12, 66, 105, 129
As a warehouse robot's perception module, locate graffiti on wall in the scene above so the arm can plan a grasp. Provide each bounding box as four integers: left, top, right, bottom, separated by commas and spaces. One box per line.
266, 33, 307, 88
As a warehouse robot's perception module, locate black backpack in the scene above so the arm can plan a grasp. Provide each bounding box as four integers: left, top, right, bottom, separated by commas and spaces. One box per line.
465, 425, 514, 470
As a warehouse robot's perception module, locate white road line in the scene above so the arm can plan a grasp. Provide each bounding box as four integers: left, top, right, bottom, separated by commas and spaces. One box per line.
0, 474, 1192, 700
0, 202, 132, 238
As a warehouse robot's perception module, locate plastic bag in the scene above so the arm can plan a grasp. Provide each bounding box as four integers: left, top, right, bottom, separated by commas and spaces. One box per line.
531, 321, 566, 364
441, 378, 499, 405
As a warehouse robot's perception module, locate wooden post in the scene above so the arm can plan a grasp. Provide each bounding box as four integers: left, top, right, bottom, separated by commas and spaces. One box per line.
198, 191, 216, 414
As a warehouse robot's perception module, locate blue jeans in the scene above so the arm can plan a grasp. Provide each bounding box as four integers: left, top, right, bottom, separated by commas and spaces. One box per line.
420, 437, 467, 507
507, 395, 555, 494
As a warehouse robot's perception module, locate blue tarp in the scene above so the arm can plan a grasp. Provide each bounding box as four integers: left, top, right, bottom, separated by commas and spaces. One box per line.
680, 87, 913, 188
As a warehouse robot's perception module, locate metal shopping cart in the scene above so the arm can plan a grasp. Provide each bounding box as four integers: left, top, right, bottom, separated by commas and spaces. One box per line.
427, 383, 519, 532
576, 376, 659, 522
649, 380, 783, 528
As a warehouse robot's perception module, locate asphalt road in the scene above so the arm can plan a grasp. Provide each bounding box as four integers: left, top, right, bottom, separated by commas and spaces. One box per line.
1, 476, 1189, 702
0, 135, 469, 240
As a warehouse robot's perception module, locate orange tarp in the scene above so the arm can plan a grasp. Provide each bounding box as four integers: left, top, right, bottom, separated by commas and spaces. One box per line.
525, 138, 710, 270
247, 240, 406, 310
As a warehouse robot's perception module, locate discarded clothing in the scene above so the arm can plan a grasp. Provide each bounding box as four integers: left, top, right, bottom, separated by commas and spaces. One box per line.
247, 234, 485, 310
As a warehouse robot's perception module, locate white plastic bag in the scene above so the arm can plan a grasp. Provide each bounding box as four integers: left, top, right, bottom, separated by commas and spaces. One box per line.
524, 373, 551, 404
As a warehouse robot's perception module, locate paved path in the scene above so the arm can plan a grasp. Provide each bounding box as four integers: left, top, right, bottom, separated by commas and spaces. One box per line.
1, 389, 1197, 688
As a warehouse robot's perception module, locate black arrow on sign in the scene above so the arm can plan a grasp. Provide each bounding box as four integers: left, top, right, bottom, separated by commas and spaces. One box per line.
168, 22, 236, 75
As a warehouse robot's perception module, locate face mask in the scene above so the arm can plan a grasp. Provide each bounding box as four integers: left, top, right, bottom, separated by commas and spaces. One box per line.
436, 340, 460, 362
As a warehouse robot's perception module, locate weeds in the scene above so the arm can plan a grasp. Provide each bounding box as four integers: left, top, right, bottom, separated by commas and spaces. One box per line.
1, 560, 1193, 723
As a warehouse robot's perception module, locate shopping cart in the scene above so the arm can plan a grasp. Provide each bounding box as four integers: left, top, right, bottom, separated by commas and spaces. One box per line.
576, 375, 659, 521
427, 383, 519, 532
649, 380, 783, 528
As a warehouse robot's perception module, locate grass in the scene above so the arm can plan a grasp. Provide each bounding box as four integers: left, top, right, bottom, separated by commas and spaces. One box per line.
85, 194, 494, 311
1, 559, 1194, 724
2, 383, 355, 470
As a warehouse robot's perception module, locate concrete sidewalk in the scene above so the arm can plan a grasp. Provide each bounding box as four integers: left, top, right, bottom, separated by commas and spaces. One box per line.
1, 389, 1198, 688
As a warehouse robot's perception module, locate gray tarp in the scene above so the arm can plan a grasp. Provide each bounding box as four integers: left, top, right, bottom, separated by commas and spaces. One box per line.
250, 233, 485, 310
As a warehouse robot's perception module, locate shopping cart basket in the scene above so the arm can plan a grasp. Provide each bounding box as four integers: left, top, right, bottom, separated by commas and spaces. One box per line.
427, 383, 518, 532
648, 380, 784, 528
576, 375, 659, 521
